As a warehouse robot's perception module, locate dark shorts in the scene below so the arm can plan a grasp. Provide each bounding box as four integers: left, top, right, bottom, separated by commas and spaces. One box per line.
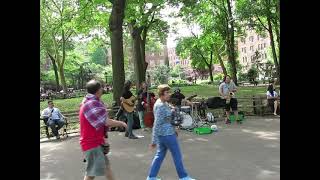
224, 98, 238, 111
84, 146, 109, 176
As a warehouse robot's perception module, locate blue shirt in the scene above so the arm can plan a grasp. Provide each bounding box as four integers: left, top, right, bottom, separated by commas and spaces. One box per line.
152, 99, 176, 145
41, 107, 64, 120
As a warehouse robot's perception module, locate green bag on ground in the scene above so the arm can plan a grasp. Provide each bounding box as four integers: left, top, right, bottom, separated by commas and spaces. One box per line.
229, 111, 245, 122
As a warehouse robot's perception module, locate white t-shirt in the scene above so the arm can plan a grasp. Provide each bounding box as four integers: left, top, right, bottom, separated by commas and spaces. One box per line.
219, 81, 237, 97
266, 91, 278, 98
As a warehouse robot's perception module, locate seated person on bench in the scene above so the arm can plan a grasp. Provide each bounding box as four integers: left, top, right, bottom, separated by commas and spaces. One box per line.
267, 82, 280, 116
41, 100, 66, 139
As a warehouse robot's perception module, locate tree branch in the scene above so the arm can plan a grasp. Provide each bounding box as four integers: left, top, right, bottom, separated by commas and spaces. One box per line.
257, 17, 270, 31
50, 0, 62, 16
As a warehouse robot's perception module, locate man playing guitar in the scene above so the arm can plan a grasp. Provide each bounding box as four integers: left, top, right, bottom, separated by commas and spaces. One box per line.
120, 80, 138, 139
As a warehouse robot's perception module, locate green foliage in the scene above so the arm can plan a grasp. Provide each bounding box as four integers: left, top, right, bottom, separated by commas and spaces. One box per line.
152, 65, 170, 85
91, 47, 107, 65
170, 65, 186, 79
247, 67, 259, 82
213, 73, 224, 82
238, 71, 247, 82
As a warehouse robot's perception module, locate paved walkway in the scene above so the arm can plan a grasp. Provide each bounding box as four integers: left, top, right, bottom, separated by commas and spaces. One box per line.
40, 116, 280, 180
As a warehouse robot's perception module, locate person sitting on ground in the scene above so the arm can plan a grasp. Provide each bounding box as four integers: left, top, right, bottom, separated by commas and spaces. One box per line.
266, 82, 280, 116
219, 75, 241, 124
41, 100, 65, 139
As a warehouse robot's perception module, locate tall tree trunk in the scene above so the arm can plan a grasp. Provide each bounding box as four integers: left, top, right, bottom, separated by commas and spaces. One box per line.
208, 50, 214, 83
214, 46, 227, 76
60, 29, 67, 92
164, 43, 169, 67
47, 53, 60, 90
267, 15, 280, 83
109, 0, 126, 106
208, 66, 214, 83
275, 0, 280, 53
129, 24, 145, 93
226, 0, 238, 85
141, 28, 148, 81
58, 66, 67, 93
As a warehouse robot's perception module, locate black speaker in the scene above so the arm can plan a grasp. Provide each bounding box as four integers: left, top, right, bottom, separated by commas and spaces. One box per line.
206, 97, 226, 109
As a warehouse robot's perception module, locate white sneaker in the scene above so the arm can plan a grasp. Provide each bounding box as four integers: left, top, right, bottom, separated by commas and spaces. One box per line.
146, 177, 161, 180
179, 176, 196, 180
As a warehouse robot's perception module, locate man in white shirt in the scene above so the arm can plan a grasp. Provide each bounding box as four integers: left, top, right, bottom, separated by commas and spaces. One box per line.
41, 101, 65, 139
219, 75, 240, 124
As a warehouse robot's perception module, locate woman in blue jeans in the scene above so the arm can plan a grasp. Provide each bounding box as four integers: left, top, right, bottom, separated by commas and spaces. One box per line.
146, 84, 196, 180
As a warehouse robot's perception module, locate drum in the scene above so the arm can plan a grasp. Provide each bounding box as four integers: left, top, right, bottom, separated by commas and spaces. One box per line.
180, 106, 191, 114
180, 112, 193, 129
207, 112, 215, 123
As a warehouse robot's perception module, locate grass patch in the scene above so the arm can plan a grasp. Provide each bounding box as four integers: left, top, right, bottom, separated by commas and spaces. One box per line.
40, 85, 269, 137
40, 85, 267, 112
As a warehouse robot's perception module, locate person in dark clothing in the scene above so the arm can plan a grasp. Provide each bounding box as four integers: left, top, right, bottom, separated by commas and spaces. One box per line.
120, 80, 138, 139
170, 88, 186, 109
137, 82, 155, 131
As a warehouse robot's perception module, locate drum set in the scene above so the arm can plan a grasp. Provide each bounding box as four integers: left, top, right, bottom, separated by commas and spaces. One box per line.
178, 101, 215, 131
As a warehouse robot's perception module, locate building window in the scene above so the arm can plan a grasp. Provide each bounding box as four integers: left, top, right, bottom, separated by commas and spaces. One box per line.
241, 38, 246, 43
249, 36, 254, 42
265, 53, 267, 59
250, 46, 254, 51
257, 35, 260, 41
264, 43, 266, 48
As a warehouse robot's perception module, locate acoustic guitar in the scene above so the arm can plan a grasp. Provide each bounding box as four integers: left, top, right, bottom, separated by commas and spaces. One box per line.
122, 96, 136, 113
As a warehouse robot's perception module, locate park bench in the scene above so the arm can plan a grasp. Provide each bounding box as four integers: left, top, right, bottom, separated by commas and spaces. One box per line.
40, 106, 122, 139
40, 110, 79, 139
237, 95, 280, 116
193, 95, 280, 119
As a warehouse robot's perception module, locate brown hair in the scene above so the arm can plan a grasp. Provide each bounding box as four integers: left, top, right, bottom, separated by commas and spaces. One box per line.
157, 84, 171, 97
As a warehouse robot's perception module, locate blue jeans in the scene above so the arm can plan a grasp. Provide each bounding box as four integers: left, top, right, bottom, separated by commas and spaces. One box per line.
125, 112, 134, 136
47, 119, 65, 137
148, 134, 188, 179
138, 111, 145, 128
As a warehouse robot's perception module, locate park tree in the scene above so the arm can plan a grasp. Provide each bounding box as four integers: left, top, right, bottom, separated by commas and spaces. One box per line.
40, 0, 92, 92
152, 65, 170, 84
172, 0, 239, 84
247, 67, 258, 83
236, 0, 280, 83
176, 31, 225, 83
125, 0, 169, 89
109, 0, 126, 105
